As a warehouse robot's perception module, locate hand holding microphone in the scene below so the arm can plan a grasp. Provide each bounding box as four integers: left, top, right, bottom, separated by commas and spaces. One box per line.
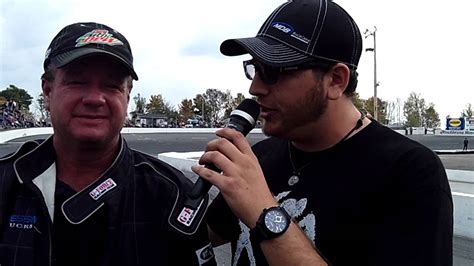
172, 99, 261, 233
188, 99, 261, 201
191, 100, 279, 228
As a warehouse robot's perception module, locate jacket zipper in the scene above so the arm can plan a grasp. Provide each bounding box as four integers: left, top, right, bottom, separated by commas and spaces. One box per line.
27, 182, 53, 266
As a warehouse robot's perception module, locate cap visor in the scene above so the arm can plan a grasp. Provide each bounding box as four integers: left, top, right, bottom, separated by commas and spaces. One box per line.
50, 48, 139, 80
220, 36, 313, 67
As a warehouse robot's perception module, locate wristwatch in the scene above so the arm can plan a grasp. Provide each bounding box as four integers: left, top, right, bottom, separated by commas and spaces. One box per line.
250, 206, 291, 243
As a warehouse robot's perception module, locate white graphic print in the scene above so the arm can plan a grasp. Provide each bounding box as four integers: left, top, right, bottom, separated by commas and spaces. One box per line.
233, 221, 256, 266
233, 191, 316, 265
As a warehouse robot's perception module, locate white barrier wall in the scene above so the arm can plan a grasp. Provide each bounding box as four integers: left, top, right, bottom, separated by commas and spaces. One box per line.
0, 127, 263, 144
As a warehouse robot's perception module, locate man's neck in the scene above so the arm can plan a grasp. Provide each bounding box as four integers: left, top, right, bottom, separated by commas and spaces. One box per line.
53, 137, 121, 191
290, 103, 369, 152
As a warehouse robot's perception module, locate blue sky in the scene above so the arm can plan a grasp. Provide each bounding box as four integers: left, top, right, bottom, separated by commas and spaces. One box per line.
1, 0, 473, 127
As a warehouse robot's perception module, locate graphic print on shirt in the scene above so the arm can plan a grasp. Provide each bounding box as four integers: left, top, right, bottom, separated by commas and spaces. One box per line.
233, 191, 316, 265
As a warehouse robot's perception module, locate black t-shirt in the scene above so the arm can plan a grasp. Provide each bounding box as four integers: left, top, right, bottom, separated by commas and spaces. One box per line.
52, 180, 108, 266
207, 121, 453, 265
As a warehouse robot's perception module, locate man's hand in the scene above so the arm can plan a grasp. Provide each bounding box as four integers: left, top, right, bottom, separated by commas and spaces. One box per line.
191, 128, 277, 228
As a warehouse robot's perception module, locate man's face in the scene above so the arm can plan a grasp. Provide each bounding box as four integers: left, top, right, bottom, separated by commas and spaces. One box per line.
42, 55, 131, 146
249, 64, 328, 138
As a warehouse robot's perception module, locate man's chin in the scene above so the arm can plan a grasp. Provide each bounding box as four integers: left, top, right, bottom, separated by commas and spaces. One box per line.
71, 130, 112, 144
261, 122, 281, 138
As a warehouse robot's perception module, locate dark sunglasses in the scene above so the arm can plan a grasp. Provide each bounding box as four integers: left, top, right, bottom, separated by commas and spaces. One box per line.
243, 60, 333, 85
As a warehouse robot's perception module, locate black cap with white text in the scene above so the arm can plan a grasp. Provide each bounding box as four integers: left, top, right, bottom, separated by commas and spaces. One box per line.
220, 0, 362, 70
44, 22, 138, 80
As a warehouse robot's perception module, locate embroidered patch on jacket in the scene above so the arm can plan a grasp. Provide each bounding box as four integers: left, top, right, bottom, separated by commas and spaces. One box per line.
177, 199, 204, 227
9, 215, 37, 229
89, 178, 117, 200
195, 242, 214, 265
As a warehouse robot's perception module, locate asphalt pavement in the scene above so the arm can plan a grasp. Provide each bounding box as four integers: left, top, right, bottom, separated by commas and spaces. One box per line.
1, 132, 472, 170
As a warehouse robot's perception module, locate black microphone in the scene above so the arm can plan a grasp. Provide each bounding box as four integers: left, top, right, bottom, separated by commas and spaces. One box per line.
187, 99, 260, 201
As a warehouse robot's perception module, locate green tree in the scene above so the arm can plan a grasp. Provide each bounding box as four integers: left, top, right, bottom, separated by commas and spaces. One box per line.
234, 93, 247, 106
129, 93, 146, 124
0, 85, 33, 110
178, 99, 194, 124
202, 88, 231, 125
403, 92, 426, 127
146, 94, 166, 114
133, 93, 146, 114
145, 94, 176, 119
366, 96, 387, 124
36, 93, 49, 120
461, 103, 473, 118
424, 103, 440, 128
223, 92, 247, 118
192, 94, 206, 121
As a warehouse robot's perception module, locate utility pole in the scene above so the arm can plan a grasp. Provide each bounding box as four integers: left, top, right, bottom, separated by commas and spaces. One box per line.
364, 26, 379, 121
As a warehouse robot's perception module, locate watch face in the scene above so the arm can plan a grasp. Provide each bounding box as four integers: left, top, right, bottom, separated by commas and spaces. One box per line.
264, 209, 288, 233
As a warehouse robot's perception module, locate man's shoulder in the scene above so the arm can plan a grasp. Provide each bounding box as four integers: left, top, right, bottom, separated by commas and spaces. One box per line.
362, 121, 431, 152
252, 137, 286, 154
0, 140, 43, 163
129, 148, 194, 189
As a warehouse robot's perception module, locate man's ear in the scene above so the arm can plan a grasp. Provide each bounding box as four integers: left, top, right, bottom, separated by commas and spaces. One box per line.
326, 63, 350, 100
41, 79, 52, 111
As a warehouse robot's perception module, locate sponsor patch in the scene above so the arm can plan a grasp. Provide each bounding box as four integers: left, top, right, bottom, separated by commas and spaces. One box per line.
89, 178, 117, 200
195, 242, 214, 265
177, 199, 204, 227
9, 215, 37, 229
76, 29, 124, 47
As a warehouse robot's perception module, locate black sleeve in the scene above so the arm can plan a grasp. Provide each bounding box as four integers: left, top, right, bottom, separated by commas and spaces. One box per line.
371, 147, 453, 266
205, 193, 241, 242
166, 221, 217, 266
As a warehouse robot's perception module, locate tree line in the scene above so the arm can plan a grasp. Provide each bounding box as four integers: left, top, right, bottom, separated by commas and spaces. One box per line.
1, 84, 473, 128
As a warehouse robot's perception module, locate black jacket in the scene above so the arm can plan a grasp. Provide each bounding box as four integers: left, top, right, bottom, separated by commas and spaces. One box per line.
0, 137, 215, 266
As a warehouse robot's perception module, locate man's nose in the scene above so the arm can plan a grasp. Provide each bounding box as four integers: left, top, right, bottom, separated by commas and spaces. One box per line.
82, 84, 106, 105
249, 74, 270, 97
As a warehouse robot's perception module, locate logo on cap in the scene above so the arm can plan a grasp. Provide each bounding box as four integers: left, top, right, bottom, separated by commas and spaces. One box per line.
272, 22, 293, 34
76, 29, 124, 47
272, 22, 310, 44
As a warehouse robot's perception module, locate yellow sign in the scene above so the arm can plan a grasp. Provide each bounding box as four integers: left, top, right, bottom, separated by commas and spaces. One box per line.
449, 119, 461, 127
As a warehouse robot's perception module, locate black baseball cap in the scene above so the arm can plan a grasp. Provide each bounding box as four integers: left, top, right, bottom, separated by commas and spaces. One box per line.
220, 0, 362, 70
44, 22, 138, 80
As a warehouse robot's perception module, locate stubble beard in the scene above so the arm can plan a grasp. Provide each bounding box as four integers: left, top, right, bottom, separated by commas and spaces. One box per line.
262, 83, 328, 138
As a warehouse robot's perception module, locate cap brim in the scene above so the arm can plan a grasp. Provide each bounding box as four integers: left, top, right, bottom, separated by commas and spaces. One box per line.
50, 48, 139, 80
220, 36, 314, 67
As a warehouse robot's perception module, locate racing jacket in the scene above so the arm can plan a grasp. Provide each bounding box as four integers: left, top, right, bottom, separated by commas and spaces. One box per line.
0, 136, 215, 266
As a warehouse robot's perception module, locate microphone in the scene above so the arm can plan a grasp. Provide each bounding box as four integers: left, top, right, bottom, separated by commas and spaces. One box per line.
172, 99, 260, 233
187, 99, 261, 201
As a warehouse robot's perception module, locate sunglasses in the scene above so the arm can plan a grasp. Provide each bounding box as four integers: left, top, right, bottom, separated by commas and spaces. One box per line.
243, 60, 333, 85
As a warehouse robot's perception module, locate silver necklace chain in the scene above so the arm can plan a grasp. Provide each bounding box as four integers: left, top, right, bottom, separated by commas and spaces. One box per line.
287, 141, 313, 186
287, 113, 366, 186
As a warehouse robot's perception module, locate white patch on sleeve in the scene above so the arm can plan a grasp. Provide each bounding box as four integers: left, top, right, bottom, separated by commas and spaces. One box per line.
195, 242, 214, 265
